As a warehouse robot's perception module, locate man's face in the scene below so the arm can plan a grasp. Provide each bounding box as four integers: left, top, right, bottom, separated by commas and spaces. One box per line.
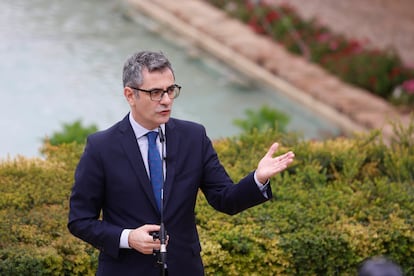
124, 68, 175, 130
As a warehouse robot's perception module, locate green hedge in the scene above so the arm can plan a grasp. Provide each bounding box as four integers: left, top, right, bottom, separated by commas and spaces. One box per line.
1, 118, 414, 275
0, 144, 98, 276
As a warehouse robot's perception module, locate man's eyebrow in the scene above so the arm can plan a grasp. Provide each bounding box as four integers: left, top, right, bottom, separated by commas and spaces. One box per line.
144, 84, 175, 90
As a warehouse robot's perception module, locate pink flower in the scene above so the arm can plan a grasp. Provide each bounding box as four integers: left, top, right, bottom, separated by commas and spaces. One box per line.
329, 40, 339, 51
402, 79, 414, 94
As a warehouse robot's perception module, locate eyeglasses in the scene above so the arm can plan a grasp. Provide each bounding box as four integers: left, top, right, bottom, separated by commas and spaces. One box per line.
129, 84, 181, 101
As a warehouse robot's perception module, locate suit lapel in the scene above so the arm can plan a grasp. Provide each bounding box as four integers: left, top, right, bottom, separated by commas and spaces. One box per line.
118, 115, 160, 212
163, 119, 178, 209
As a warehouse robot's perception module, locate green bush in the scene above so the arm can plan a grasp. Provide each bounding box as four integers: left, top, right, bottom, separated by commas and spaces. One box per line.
0, 143, 97, 275
1, 117, 414, 274
197, 118, 414, 275
43, 120, 98, 146
233, 105, 290, 134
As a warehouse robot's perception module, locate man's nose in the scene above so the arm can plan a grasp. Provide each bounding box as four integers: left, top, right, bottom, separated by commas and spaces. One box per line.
159, 92, 172, 104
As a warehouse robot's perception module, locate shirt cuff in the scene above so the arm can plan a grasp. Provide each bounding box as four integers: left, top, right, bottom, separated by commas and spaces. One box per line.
254, 171, 270, 198
120, 229, 132, 249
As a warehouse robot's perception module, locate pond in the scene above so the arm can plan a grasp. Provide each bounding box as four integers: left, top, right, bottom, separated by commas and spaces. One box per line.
0, 0, 341, 158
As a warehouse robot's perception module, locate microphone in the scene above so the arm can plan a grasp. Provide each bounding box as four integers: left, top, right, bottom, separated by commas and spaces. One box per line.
158, 126, 167, 274
158, 126, 165, 143
159, 127, 167, 161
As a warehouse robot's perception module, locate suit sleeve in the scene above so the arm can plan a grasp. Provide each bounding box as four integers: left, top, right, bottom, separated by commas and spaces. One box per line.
199, 129, 272, 215
68, 136, 123, 258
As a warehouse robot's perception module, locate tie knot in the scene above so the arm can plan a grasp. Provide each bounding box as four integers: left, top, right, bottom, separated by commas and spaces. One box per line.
146, 131, 158, 143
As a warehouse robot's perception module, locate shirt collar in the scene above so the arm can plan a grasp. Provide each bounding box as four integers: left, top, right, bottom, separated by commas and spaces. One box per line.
128, 112, 165, 139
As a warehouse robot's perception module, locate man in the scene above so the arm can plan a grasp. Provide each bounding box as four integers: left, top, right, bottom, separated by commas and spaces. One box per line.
358, 256, 403, 276
68, 50, 295, 275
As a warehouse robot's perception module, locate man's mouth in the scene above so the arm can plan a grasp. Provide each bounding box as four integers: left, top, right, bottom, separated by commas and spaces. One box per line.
158, 110, 170, 115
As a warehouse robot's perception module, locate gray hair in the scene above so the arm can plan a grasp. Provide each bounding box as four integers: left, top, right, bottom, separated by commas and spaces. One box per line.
358, 256, 403, 276
122, 51, 174, 88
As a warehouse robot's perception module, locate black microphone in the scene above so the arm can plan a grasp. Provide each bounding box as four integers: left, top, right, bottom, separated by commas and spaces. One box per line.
158, 127, 167, 160
158, 126, 165, 143
158, 126, 167, 275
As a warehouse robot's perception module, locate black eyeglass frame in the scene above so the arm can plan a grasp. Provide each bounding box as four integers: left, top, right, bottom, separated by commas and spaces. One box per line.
129, 84, 181, 101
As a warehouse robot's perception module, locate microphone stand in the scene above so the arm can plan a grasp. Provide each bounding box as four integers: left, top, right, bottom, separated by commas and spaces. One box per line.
158, 127, 167, 276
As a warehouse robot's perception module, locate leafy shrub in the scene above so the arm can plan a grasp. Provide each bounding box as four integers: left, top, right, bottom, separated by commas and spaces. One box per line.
1, 117, 414, 274
197, 116, 414, 275
233, 105, 290, 133
0, 143, 96, 275
43, 120, 98, 146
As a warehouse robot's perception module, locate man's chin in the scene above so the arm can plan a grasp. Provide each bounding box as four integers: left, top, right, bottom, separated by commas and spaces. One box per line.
159, 116, 170, 125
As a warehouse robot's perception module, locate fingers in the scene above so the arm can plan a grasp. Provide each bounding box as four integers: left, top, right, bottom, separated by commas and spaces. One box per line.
277, 151, 295, 163
142, 224, 161, 233
256, 143, 295, 183
266, 142, 295, 163
265, 142, 279, 158
276, 153, 295, 170
128, 224, 163, 254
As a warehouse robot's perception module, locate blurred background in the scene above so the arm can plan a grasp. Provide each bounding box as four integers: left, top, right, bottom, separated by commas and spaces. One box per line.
0, 0, 343, 158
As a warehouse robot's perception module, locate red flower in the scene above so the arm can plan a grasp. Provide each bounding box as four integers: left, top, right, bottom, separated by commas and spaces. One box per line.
347, 40, 362, 54
389, 67, 402, 78
265, 10, 280, 22
248, 17, 265, 33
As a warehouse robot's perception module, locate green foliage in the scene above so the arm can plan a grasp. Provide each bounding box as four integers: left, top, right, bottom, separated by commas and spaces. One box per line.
233, 105, 290, 134
321, 49, 412, 99
1, 117, 414, 274
0, 142, 96, 275
43, 119, 98, 146
197, 118, 414, 275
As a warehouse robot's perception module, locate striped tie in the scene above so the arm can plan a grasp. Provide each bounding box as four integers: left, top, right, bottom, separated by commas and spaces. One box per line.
146, 131, 163, 211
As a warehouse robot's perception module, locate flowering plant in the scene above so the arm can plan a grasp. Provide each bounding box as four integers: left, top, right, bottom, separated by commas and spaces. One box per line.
207, 0, 414, 107
392, 79, 414, 109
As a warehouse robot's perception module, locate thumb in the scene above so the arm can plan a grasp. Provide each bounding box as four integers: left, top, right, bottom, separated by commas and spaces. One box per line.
265, 142, 279, 158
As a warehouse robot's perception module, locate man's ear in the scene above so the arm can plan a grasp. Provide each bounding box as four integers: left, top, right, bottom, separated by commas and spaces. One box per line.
124, 87, 136, 105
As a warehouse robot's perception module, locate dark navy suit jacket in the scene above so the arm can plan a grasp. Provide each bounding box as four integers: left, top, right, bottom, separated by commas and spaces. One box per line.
68, 114, 272, 275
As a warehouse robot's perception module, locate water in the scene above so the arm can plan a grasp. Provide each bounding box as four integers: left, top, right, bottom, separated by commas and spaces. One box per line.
0, 0, 340, 158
